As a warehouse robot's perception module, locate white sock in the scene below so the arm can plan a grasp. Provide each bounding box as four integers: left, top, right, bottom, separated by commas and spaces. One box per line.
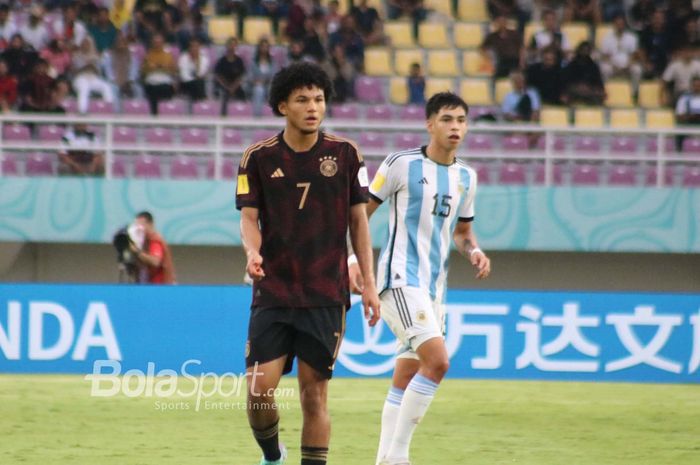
386, 374, 439, 461
375, 386, 404, 465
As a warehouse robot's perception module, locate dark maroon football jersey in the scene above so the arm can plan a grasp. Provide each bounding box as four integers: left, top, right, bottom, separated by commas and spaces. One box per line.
236, 132, 369, 309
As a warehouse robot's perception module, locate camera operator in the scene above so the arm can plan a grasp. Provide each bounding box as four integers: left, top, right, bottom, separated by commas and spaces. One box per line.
130, 211, 177, 284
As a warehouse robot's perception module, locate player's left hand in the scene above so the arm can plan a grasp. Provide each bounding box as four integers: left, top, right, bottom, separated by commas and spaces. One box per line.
362, 283, 381, 327
348, 262, 364, 294
471, 250, 491, 279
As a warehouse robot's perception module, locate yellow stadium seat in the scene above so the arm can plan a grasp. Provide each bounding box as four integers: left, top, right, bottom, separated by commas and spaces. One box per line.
541, 107, 570, 127
364, 47, 392, 76
495, 78, 512, 103
243, 17, 273, 44
428, 50, 459, 77
524, 22, 540, 46
426, 78, 455, 97
609, 109, 640, 128
562, 22, 590, 49
638, 81, 663, 108
460, 79, 493, 105
385, 21, 415, 48
394, 49, 424, 76
458, 0, 488, 22
425, 0, 453, 16
462, 50, 493, 76
418, 22, 450, 48
645, 109, 675, 129
390, 77, 409, 104
605, 80, 634, 107
208, 17, 238, 45
594, 24, 613, 50
574, 107, 605, 128
454, 22, 484, 48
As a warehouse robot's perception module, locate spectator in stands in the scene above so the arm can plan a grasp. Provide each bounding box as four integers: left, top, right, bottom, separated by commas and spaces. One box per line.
288, 39, 310, 63
178, 38, 209, 102
407, 62, 425, 105
215, 37, 247, 115
629, 0, 657, 31
103, 33, 142, 102
526, 46, 564, 105
131, 211, 177, 285
52, 77, 71, 113
286, 0, 307, 41
249, 37, 277, 116
322, 43, 356, 102
3, 34, 38, 81
134, 0, 168, 37
563, 0, 601, 24
57, 122, 105, 176
599, 0, 625, 23
141, 33, 177, 115
481, 14, 523, 79
662, 47, 700, 103
487, 0, 529, 32
19, 59, 55, 113
0, 59, 17, 112
0, 4, 16, 48
41, 39, 72, 78
674, 14, 700, 51
176, 10, 211, 51
562, 41, 605, 105
302, 16, 327, 62
387, 0, 427, 38
666, 0, 695, 51
502, 70, 541, 123
528, 9, 569, 63
328, 15, 365, 71
110, 0, 135, 32
599, 13, 643, 88
639, 9, 671, 77
72, 36, 114, 114
54, 3, 88, 48
88, 7, 118, 53
20, 5, 50, 52
255, 0, 286, 36
325, 0, 343, 35
674, 75, 700, 151
351, 0, 384, 46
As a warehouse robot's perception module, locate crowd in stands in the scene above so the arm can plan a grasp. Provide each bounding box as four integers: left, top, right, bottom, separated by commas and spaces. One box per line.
0, 0, 697, 127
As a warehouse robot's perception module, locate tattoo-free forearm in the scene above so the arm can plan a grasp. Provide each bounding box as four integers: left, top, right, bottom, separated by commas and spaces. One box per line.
349, 206, 375, 285
240, 208, 262, 257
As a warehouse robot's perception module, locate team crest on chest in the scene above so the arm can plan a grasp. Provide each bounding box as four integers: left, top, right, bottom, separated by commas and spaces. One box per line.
319, 156, 338, 177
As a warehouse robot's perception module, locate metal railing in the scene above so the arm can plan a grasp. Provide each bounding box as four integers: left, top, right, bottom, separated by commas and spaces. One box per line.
1, 113, 700, 187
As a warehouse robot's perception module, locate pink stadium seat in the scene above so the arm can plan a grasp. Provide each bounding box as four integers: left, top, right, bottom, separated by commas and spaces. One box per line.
237, 45, 254, 67
158, 99, 187, 116
536, 136, 567, 152
466, 134, 494, 151
63, 98, 78, 113
365, 104, 393, 121
170, 155, 199, 179
498, 163, 527, 184
572, 164, 601, 185
682, 137, 700, 153
358, 132, 386, 149
88, 100, 115, 114
355, 77, 385, 103
470, 106, 498, 120
682, 165, 700, 187
222, 128, 244, 146
3, 124, 30, 141
193, 100, 220, 116
646, 137, 675, 155
534, 163, 564, 185
122, 99, 150, 115
394, 133, 423, 150
145, 127, 174, 144
1, 152, 19, 175
365, 159, 381, 180
470, 162, 492, 184
134, 154, 162, 178
574, 136, 602, 154
206, 157, 237, 179
112, 126, 137, 145
502, 134, 529, 151
270, 46, 287, 68
252, 129, 278, 143
38, 124, 64, 142
180, 128, 209, 146
610, 136, 638, 154
331, 103, 360, 120
227, 101, 253, 118
25, 152, 54, 176
645, 166, 675, 186
260, 105, 275, 117
399, 105, 425, 121
111, 156, 128, 178
608, 164, 637, 186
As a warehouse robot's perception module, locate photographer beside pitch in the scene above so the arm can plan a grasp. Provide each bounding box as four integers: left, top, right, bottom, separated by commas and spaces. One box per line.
236, 62, 380, 465
129, 211, 176, 285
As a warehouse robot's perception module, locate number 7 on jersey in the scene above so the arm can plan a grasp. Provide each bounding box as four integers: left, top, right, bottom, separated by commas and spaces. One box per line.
296, 182, 311, 209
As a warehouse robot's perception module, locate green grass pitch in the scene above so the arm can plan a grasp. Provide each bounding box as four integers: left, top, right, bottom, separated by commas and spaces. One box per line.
1, 375, 698, 465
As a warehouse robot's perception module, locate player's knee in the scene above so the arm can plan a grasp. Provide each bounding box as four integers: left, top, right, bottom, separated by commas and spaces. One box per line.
427, 357, 450, 380
300, 385, 327, 418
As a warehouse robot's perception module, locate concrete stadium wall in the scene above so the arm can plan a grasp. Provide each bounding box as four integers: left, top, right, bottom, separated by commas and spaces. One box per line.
1, 242, 698, 292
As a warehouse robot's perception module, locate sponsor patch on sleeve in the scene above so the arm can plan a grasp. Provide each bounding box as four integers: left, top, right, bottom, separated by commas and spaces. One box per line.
237, 175, 249, 195
370, 172, 385, 192
358, 166, 369, 187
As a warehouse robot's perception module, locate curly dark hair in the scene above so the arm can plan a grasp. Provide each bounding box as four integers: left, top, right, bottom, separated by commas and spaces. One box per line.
268, 62, 334, 117
425, 92, 469, 119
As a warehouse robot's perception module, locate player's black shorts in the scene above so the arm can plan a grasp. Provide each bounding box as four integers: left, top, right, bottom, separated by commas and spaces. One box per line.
245, 306, 347, 380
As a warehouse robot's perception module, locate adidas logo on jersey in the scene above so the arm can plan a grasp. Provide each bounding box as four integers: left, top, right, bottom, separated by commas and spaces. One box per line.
394, 273, 401, 280
418, 177, 428, 184
271, 168, 285, 178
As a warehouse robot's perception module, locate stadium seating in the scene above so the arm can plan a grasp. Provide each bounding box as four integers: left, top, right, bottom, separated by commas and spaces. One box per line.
645, 166, 675, 186
418, 23, 450, 48
222, 128, 244, 146
594, 24, 613, 49
574, 136, 602, 155
394, 49, 424, 76
3, 124, 30, 141
145, 127, 174, 145
574, 107, 605, 128
399, 105, 425, 120
181, 128, 209, 146
355, 76, 385, 103
385, 21, 415, 48
170, 155, 199, 179
453, 22, 484, 49
428, 50, 459, 77
457, 0, 488, 21
394, 132, 423, 150
494, 78, 513, 104
608, 164, 637, 186
572, 164, 601, 185
226, 101, 254, 118
534, 163, 564, 185
562, 23, 590, 48
193, 100, 220, 117
134, 154, 162, 178
88, 100, 115, 114
605, 81, 634, 107
609, 109, 640, 129
460, 79, 493, 105
206, 157, 237, 179
364, 47, 393, 76
682, 166, 700, 187
389, 77, 409, 104
0, 152, 19, 175
646, 137, 675, 154
365, 104, 393, 120
466, 134, 494, 151
470, 162, 492, 183
25, 152, 54, 176
541, 107, 570, 126
38, 125, 65, 142
462, 50, 493, 77
331, 103, 360, 119
502, 134, 529, 151
638, 81, 663, 108
682, 138, 700, 153
498, 163, 527, 184
112, 156, 128, 178
113, 126, 137, 145
425, 0, 453, 16
645, 109, 675, 129
243, 17, 273, 44
358, 132, 386, 149
122, 99, 150, 115
425, 78, 454, 97
208, 16, 237, 45
610, 136, 639, 155
158, 99, 187, 116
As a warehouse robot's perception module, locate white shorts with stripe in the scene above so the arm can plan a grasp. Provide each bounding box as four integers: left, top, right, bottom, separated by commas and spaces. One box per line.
380, 286, 446, 361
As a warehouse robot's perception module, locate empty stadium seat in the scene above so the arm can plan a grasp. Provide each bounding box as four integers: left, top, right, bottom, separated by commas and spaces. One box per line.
112, 126, 137, 145
222, 128, 244, 146
534, 163, 564, 185
226, 101, 254, 118
365, 104, 393, 120
364, 47, 392, 76
536, 136, 567, 152
645, 166, 675, 186
498, 163, 527, 184
645, 109, 675, 129
243, 17, 273, 44
0, 152, 18, 175
682, 165, 700, 187
418, 23, 449, 48
145, 127, 174, 144
462, 50, 493, 77
425, 0, 453, 16
466, 134, 494, 151
122, 99, 150, 115
428, 50, 459, 77
171, 155, 199, 179
610, 136, 639, 154
425, 78, 455, 97
252, 129, 278, 142
111, 156, 127, 178
158, 99, 187, 116
331, 103, 360, 119
502, 134, 529, 151
682, 138, 700, 153
605, 81, 634, 107
193, 100, 220, 116
609, 109, 640, 129
399, 105, 425, 120
494, 78, 512, 103
385, 21, 415, 47
181, 128, 209, 146
355, 76, 385, 103
88, 100, 115, 114
389, 77, 409, 104
453, 22, 484, 49
3, 124, 30, 141
638, 81, 662, 108
574, 107, 605, 128
134, 154, 162, 178
540, 107, 570, 126
460, 79, 493, 106
470, 162, 492, 183
394, 133, 423, 150
358, 132, 386, 149
63, 98, 78, 113
206, 157, 237, 179
594, 24, 613, 50
394, 49, 424, 76
646, 137, 675, 154
25, 152, 54, 176
608, 164, 637, 186
562, 23, 590, 48
574, 136, 602, 154
38, 124, 65, 142
208, 16, 237, 45
572, 164, 601, 185
458, 0, 488, 21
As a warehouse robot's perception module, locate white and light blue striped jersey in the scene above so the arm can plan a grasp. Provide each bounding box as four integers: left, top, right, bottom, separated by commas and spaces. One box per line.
370, 146, 477, 303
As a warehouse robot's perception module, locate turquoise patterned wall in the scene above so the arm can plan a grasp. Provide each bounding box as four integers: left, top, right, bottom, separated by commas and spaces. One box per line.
0, 178, 698, 252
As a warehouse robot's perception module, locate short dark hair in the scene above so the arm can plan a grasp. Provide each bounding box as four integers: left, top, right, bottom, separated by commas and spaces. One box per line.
425, 92, 469, 119
136, 211, 154, 224
268, 62, 334, 117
